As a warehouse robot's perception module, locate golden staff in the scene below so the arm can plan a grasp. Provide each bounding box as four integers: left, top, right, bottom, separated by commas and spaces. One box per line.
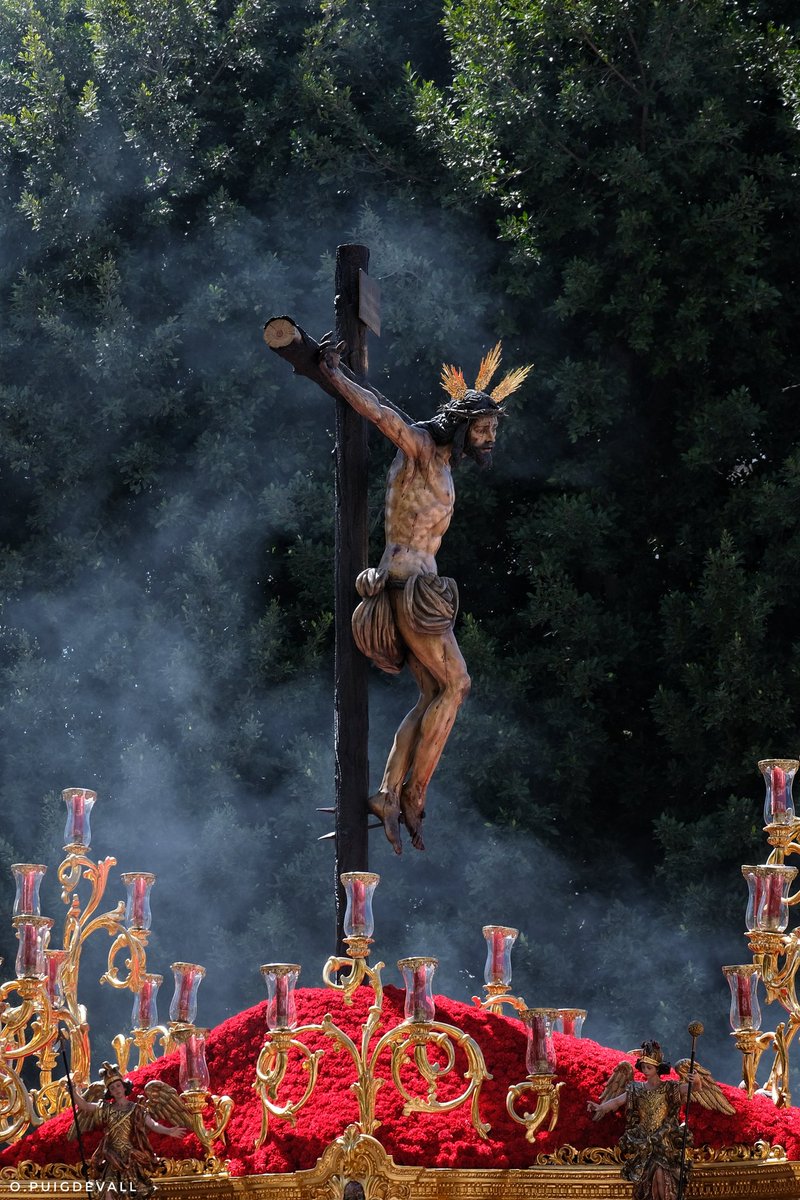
676, 1020, 703, 1200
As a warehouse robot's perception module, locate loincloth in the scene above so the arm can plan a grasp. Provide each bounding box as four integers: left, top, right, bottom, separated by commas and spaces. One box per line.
351, 568, 459, 675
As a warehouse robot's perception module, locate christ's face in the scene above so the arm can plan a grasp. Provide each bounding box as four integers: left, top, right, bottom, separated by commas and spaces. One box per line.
465, 414, 498, 468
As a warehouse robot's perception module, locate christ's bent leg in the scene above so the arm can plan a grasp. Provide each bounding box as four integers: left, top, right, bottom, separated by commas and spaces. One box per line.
369, 655, 437, 854
400, 668, 470, 849
390, 599, 471, 851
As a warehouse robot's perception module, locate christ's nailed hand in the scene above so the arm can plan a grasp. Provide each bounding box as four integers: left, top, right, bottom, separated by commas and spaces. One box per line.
317, 333, 347, 372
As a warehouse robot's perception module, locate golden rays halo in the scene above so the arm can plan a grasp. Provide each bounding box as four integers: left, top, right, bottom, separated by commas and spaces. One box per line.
440, 341, 533, 406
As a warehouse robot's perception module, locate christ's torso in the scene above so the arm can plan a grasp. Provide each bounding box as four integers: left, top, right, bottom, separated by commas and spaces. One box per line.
379, 446, 454, 579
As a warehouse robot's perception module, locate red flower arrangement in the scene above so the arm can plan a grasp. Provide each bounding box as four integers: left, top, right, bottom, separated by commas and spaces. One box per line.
1, 988, 797, 1174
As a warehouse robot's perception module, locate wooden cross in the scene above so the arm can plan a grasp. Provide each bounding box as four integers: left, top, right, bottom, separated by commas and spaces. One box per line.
264, 245, 380, 952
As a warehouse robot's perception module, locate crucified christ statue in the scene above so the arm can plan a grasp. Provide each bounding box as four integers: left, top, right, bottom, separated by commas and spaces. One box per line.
317, 340, 531, 854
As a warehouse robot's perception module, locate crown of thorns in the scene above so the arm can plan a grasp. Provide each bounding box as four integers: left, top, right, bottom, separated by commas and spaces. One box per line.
439, 342, 532, 412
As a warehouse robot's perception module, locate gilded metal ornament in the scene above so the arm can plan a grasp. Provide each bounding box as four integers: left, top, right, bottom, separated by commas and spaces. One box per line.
2, 1139, 799, 1200
178, 1087, 234, 1151
0, 791, 218, 1147
471, 932, 569, 1141
732, 761, 800, 1104
0, 839, 153, 1140
507, 1073, 565, 1141
113, 1024, 171, 1075
253, 937, 491, 1146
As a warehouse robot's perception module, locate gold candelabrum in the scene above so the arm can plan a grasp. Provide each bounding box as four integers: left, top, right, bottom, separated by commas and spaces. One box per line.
473, 925, 584, 1140
0, 789, 153, 1141
254, 872, 493, 1147
114, 962, 234, 1153
170, 1020, 234, 1153
727, 759, 800, 1106
111, 972, 171, 1075
0, 791, 232, 1154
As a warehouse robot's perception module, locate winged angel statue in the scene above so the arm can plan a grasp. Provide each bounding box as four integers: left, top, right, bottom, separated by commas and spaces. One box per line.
69, 1060, 189, 1197
587, 1040, 734, 1200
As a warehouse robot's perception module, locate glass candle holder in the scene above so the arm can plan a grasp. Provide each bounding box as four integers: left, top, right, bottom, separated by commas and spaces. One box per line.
260, 964, 301, 1030
722, 965, 761, 1031
132, 973, 162, 1030
341, 872, 380, 938
759, 759, 799, 827
523, 1008, 558, 1076
554, 1008, 586, 1037
398, 956, 437, 1023
13, 916, 53, 979
121, 872, 155, 931
742, 864, 797, 933
11, 864, 47, 917
178, 1027, 211, 1092
482, 924, 518, 987
62, 788, 96, 849
169, 962, 206, 1024
44, 948, 67, 1006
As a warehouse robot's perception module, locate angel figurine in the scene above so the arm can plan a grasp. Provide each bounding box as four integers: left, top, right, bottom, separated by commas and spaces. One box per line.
586, 1039, 734, 1200
69, 1061, 190, 1197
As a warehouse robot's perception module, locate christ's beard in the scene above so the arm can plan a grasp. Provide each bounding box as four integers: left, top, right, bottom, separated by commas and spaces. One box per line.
466, 445, 493, 469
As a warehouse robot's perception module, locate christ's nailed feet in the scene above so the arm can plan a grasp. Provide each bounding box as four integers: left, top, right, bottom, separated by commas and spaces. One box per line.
368, 791, 403, 855
400, 789, 426, 852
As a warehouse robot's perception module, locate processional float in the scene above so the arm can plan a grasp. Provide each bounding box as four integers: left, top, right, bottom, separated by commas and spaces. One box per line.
0, 789, 577, 1161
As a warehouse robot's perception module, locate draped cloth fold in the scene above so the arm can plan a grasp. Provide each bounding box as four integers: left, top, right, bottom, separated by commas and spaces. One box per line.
351, 568, 459, 674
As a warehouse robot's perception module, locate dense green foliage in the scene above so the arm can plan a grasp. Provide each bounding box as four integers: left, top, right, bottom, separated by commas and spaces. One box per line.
1, 0, 800, 1082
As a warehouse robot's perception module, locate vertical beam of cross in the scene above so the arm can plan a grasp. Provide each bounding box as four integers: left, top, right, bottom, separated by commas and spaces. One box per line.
333, 244, 370, 952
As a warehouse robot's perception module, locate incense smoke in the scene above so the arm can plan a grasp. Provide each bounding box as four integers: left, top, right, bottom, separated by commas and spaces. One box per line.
0, 191, 752, 1095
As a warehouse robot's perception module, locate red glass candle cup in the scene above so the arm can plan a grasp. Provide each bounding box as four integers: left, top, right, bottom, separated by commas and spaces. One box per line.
398, 956, 437, 1023
482, 924, 518, 986
178, 1027, 211, 1092
742, 864, 797, 933
44, 948, 67, 1006
341, 872, 380, 939
759, 758, 799, 827
62, 788, 97, 849
132, 973, 162, 1030
121, 872, 155, 931
11, 864, 47, 917
523, 1008, 557, 1076
13, 916, 53, 979
722, 965, 761, 1031
260, 964, 301, 1030
554, 1008, 586, 1037
169, 962, 206, 1025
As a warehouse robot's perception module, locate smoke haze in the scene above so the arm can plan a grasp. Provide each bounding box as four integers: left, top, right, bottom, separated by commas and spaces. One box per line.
0, 187, 762, 1095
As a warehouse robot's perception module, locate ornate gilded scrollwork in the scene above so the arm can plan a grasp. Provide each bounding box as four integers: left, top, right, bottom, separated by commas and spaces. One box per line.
535, 1143, 625, 1166
254, 1028, 324, 1141
112, 1024, 171, 1075
730, 759, 800, 1105
0, 792, 162, 1142
179, 1088, 235, 1151
507, 1074, 565, 1141
253, 903, 491, 1148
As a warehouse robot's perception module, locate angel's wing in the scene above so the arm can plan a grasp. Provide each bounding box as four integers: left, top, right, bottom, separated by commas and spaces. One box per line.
143, 1079, 192, 1128
674, 1058, 735, 1115
591, 1060, 633, 1118
67, 1083, 105, 1139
